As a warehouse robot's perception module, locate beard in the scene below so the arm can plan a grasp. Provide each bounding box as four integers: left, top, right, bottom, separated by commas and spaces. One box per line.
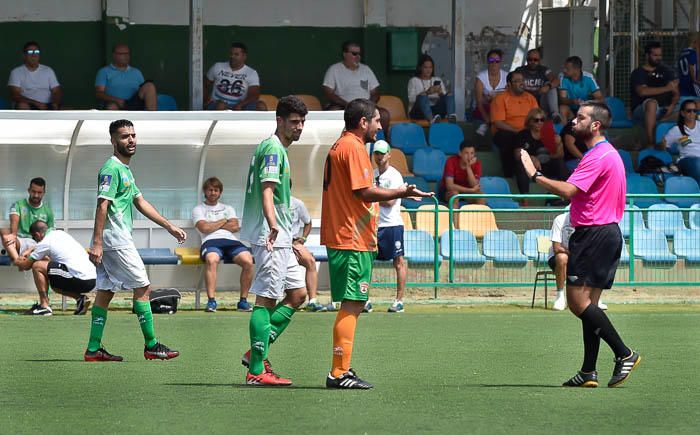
116, 143, 135, 157
573, 126, 594, 142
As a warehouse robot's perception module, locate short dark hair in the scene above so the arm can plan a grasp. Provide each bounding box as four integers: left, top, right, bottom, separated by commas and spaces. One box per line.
344, 99, 377, 130
579, 101, 612, 130
526, 48, 541, 57
506, 71, 522, 83
565, 56, 583, 69
644, 40, 662, 55
23, 41, 40, 52
276, 95, 308, 119
109, 119, 134, 136
29, 177, 46, 188
341, 41, 360, 53
415, 54, 435, 77
29, 220, 48, 235
111, 43, 128, 53
459, 141, 475, 152
486, 48, 503, 60
202, 177, 223, 191
231, 42, 247, 53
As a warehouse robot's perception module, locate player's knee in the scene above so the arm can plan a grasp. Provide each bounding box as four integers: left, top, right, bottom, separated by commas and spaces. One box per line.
555, 253, 567, 268
288, 288, 307, 308
205, 253, 221, 266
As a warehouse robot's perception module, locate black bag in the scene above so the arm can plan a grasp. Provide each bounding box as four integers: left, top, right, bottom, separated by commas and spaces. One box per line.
149, 288, 181, 314
637, 155, 665, 174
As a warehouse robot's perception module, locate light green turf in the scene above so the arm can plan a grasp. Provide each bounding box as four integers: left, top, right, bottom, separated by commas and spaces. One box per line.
1, 308, 699, 434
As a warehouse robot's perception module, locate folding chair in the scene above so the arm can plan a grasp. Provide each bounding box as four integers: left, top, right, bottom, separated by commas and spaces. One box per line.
531, 235, 555, 309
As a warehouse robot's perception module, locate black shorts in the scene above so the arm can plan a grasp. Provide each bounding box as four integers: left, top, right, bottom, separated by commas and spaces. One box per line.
376, 225, 404, 261
47, 261, 96, 294
548, 256, 557, 271
566, 223, 622, 289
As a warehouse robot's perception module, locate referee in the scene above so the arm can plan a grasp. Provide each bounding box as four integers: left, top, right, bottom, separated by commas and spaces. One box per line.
520, 101, 640, 388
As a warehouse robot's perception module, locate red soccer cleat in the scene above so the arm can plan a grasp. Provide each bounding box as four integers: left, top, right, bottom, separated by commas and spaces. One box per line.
245, 370, 292, 386
84, 347, 123, 362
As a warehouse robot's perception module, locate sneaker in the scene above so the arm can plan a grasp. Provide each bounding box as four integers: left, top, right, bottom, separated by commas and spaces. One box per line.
326, 369, 373, 389
326, 302, 339, 312
598, 301, 608, 310
144, 342, 180, 360
84, 347, 123, 362
431, 114, 442, 124
306, 301, 327, 312
608, 351, 641, 387
246, 370, 292, 386
237, 299, 253, 312
552, 296, 567, 311
362, 301, 373, 313
25, 303, 52, 316
447, 114, 458, 123
476, 123, 489, 136
205, 299, 217, 313
562, 370, 599, 388
241, 350, 273, 373
74, 295, 91, 315
388, 301, 404, 313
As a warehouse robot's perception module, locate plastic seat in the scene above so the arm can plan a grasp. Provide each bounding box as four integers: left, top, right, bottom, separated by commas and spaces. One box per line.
428, 123, 464, 155
617, 149, 634, 174
390, 122, 428, 155
402, 176, 431, 209
0, 97, 9, 110
638, 148, 673, 167
138, 248, 179, 265
689, 204, 700, 229
415, 204, 450, 238
306, 244, 328, 262
457, 204, 498, 238
673, 229, 700, 264
156, 94, 177, 111
632, 229, 677, 264
605, 96, 633, 128
439, 230, 486, 265
664, 176, 700, 208
258, 94, 278, 111
479, 176, 519, 209
400, 206, 414, 230
293, 94, 322, 111
404, 230, 440, 264
377, 95, 425, 126
174, 247, 202, 264
531, 235, 556, 308
647, 203, 686, 236
626, 174, 662, 208
656, 121, 676, 147
483, 230, 528, 265
523, 229, 550, 259
412, 148, 446, 182
618, 205, 646, 238
378, 147, 412, 176
0, 255, 11, 266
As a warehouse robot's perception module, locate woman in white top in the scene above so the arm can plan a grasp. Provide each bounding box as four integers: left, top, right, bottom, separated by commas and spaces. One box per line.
664, 99, 700, 183
473, 48, 508, 133
407, 54, 456, 123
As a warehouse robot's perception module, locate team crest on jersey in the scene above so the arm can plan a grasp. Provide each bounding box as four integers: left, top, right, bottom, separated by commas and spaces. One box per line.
99, 175, 112, 192
359, 281, 369, 294
121, 175, 130, 187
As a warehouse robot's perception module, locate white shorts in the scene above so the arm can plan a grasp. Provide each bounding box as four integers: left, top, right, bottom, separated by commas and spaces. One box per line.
96, 244, 150, 292
18, 237, 37, 255
249, 245, 305, 300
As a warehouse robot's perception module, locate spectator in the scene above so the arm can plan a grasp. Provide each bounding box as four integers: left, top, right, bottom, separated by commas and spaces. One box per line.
378, 106, 391, 141
473, 48, 508, 135
491, 71, 539, 177
322, 41, 380, 110
663, 99, 700, 185
14, 220, 94, 316
407, 54, 456, 124
438, 142, 485, 206
7, 41, 62, 110
205, 42, 263, 111
678, 32, 700, 98
558, 56, 604, 122
95, 43, 157, 110
1, 177, 54, 265
515, 48, 561, 123
514, 108, 568, 195
631, 41, 679, 145
560, 120, 588, 172
192, 177, 254, 312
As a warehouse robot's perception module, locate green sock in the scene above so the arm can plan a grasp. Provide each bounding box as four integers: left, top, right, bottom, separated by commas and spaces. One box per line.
269, 303, 295, 345
87, 305, 108, 352
249, 306, 271, 375
133, 300, 158, 348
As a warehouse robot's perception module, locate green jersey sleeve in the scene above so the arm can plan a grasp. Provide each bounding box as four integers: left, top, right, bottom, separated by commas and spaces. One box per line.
259, 143, 284, 184
97, 166, 120, 201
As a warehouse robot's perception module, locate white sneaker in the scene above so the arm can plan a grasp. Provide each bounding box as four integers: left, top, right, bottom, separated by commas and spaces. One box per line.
552, 297, 567, 311
431, 114, 442, 124
598, 302, 608, 310
476, 123, 488, 136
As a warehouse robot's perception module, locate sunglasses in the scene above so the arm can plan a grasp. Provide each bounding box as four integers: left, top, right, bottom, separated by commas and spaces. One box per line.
527, 57, 540, 62
682, 109, 698, 113
532, 117, 546, 123
25, 49, 40, 55
487, 58, 501, 63
349, 51, 361, 56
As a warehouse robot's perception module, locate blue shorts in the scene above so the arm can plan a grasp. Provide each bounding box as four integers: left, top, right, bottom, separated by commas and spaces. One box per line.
376, 226, 404, 261
200, 239, 250, 263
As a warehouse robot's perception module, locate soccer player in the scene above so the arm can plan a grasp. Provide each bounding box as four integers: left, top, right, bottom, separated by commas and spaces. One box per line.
321, 98, 432, 389
520, 101, 640, 388
85, 119, 186, 362
239, 96, 309, 386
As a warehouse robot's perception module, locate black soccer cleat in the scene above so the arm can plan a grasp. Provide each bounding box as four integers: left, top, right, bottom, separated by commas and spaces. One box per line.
608, 350, 641, 387
84, 347, 123, 362
144, 342, 180, 360
326, 368, 373, 390
562, 370, 599, 388
74, 295, 91, 315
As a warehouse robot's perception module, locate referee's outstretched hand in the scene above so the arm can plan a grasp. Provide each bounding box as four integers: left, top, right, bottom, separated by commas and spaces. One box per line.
519, 149, 537, 178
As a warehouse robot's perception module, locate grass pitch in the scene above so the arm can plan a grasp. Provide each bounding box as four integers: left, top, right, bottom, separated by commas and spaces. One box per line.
1, 305, 699, 434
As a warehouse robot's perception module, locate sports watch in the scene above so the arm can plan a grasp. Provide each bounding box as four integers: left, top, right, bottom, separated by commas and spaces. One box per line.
531, 171, 543, 182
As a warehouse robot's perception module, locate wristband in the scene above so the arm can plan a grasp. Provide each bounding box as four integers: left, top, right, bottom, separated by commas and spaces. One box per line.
531, 171, 543, 182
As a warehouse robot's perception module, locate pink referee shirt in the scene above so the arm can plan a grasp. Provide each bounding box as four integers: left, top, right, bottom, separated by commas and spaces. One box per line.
567, 140, 626, 227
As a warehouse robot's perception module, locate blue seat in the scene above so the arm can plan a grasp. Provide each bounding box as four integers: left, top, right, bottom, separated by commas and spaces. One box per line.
306, 244, 328, 262
0, 255, 11, 266
618, 205, 646, 238
439, 230, 486, 265
646, 203, 686, 236
664, 176, 700, 208
375, 130, 385, 141
156, 94, 178, 111
632, 229, 676, 264
402, 176, 431, 209
389, 122, 427, 155
404, 230, 440, 264
689, 204, 700, 229
673, 229, 700, 264
138, 248, 179, 265
626, 174, 661, 208
523, 229, 549, 259
412, 148, 446, 182
605, 96, 634, 128
479, 176, 519, 209
483, 230, 528, 266
617, 149, 634, 174
655, 121, 676, 152
0, 97, 9, 110
428, 123, 464, 155
553, 123, 563, 134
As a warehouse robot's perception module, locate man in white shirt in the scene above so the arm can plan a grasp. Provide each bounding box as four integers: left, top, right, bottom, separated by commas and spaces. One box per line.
15, 220, 94, 316
192, 177, 255, 312
322, 41, 380, 110
7, 41, 62, 110
205, 42, 262, 110
372, 140, 407, 312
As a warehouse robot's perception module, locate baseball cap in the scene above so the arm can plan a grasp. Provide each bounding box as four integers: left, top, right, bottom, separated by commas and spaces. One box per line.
373, 140, 390, 154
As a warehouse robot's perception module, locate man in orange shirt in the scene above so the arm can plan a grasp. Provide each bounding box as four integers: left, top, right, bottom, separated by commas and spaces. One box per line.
491, 71, 539, 177
321, 98, 432, 389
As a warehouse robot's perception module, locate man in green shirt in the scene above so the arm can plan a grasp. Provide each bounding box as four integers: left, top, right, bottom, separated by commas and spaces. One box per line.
239, 96, 308, 386
85, 119, 186, 362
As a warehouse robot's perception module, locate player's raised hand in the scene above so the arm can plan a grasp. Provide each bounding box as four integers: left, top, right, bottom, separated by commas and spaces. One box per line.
266, 227, 279, 252
520, 149, 537, 178
168, 224, 187, 244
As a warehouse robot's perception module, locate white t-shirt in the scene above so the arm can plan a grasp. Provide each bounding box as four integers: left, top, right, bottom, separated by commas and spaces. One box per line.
7, 64, 60, 104
664, 123, 700, 160
476, 69, 507, 98
206, 63, 260, 106
322, 62, 379, 102
192, 202, 240, 244
548, 212, 574, 259
29, 230, 96, 280
374, 166, 404, 227
290, 196, 311, 239
407, 76, 447, 111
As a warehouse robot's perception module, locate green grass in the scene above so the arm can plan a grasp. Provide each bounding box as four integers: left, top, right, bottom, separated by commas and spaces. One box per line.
1, 307, 699, 434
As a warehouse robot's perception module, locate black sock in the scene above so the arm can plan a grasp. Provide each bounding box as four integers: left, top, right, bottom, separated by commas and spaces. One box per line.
578, 304, 630, 359
580, 316, 600, 372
